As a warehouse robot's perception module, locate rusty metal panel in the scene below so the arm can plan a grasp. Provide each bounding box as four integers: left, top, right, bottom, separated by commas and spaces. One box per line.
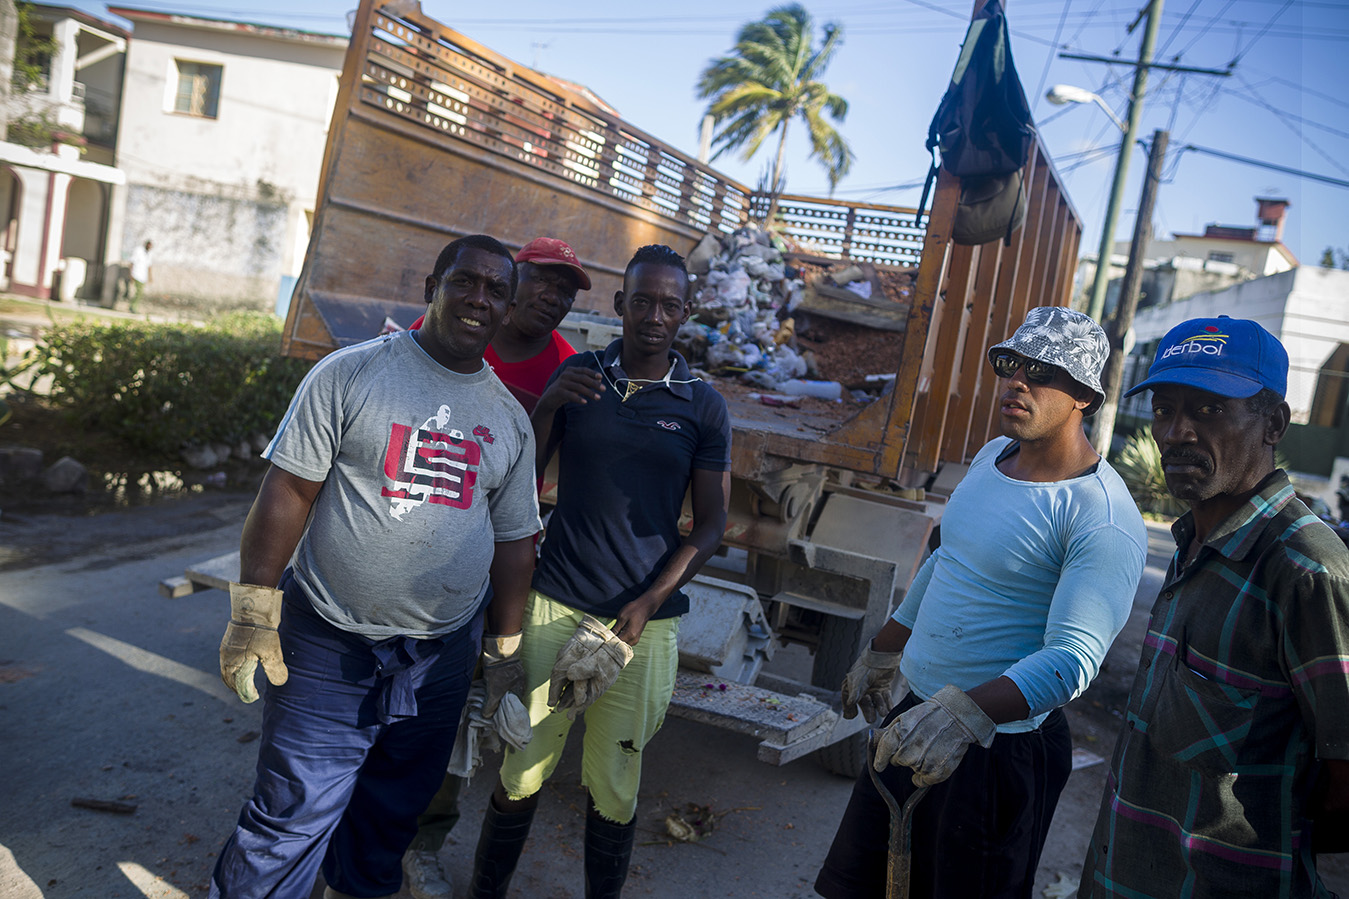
963, 144, 1041, 458
914, 242, 978, 472
980, 152, 1052, 447
966, 212, 1026, 456
873, 165, 960, 481
941, 240, 1001, 461
1026, 174, 1066, 311
1053, 200, 1083, 308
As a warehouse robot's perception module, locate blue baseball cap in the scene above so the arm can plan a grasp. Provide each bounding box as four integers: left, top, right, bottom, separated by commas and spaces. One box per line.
1123, 315, 1287, 399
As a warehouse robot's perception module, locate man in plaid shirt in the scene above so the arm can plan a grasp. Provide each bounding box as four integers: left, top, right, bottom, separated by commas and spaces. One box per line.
1082, 316, 1349, 898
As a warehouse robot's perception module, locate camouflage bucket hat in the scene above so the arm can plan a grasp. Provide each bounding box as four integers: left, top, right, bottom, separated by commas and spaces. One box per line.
988, 306, 1109, 415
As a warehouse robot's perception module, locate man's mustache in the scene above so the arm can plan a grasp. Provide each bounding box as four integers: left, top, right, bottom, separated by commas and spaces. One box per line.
1161, 449, 1210, 470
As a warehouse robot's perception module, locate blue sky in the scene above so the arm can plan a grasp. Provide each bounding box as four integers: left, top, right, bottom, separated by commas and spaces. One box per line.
73, 1, 1349, 264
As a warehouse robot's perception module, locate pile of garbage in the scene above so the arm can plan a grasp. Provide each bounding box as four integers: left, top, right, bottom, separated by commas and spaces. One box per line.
677, 224, 909, 402
678, 224, 841, 399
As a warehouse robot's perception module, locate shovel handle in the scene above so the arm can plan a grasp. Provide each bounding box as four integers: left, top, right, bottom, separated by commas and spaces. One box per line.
868, 731, 931, 899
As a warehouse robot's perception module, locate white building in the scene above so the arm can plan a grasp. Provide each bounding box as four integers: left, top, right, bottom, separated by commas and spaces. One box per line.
1078, 197, 1299, 314
1119, 266, 1349, 430
0, 4, 127, 300
106, 7, 345, 309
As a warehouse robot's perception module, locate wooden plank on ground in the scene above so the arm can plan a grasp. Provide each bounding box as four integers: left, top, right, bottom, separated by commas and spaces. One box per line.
158, 576, 198, 599
184, 551, 241, 593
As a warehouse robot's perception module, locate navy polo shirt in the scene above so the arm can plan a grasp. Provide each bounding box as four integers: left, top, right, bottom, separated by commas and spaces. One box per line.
532, 339, 732, 619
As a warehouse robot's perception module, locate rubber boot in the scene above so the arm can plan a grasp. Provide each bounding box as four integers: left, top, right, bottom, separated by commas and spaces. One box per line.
584, 805, 636, 899
469, 795, 536, 899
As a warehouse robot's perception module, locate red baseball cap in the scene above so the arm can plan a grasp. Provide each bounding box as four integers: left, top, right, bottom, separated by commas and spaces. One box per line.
514, 237, 590, 291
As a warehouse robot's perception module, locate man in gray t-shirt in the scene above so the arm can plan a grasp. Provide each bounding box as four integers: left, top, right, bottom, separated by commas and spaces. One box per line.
208, 234, 540, 899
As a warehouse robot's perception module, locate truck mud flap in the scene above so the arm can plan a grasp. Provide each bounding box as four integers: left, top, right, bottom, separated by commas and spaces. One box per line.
667, 670, 839, 766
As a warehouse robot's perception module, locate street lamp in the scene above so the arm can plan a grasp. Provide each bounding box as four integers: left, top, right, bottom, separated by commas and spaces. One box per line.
1047, 82, 1137, 324
1046, 84, 1125, 133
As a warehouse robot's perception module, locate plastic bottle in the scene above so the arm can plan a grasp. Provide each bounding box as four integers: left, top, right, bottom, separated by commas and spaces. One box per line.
777, 379, 844, 401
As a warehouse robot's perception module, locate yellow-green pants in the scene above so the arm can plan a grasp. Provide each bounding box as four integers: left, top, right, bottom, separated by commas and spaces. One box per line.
498, 590, 679, 823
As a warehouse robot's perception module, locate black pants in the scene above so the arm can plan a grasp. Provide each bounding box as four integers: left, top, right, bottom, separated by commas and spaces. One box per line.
815, 693, 1072, 899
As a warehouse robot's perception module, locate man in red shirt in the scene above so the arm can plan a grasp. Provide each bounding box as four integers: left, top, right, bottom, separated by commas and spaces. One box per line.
411, 236, 589, 413
403, 236, 589, 899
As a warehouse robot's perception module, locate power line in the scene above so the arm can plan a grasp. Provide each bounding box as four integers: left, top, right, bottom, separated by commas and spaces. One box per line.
1222, 90, 1349, 141
1241, 67, 1349, 113
1179, 144, 1349, 190
1154, 0, 1204, 58
1232, 73, 1349, 180
898, 0, 1064, 48
1227, 0, 1294, 66
1030, 0, 1074, 117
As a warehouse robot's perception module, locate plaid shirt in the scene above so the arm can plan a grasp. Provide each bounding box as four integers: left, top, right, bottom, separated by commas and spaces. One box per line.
1082, 470, 1349, 899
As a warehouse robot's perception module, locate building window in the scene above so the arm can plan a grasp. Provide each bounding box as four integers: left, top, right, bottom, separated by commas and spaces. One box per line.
173, 61, 222, 118
1207, 251, 1234, 264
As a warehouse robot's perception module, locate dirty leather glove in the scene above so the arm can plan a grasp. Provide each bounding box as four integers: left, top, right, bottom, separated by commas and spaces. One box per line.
873, 684, 996, 786
481, 633, 525, 719
841, 646, 906, 722
548, 615, 634, 719
220, 583, 288, 703
492, 692, 533, 751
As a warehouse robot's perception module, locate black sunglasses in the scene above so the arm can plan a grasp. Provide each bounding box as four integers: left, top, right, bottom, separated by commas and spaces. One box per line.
990, 352, 1058, 384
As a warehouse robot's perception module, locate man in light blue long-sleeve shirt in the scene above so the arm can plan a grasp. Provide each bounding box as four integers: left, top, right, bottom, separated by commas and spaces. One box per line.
815, 306, 1148, 899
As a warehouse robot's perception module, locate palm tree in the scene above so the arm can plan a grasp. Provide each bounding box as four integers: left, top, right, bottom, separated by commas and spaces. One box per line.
697, 4, 854, 195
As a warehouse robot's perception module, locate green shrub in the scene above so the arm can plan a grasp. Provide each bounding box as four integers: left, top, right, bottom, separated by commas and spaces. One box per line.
1113, 428, 1188, 519
28, 313, 312, 457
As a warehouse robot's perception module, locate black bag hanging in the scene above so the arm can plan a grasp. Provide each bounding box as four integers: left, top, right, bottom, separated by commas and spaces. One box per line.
917, 0, 1035, 245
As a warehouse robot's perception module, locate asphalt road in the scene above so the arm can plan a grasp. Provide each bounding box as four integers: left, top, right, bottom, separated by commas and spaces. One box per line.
2, 493, 1346, 898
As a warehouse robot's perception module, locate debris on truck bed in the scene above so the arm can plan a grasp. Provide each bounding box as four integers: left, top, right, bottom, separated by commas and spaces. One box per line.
679, 224, 914, 399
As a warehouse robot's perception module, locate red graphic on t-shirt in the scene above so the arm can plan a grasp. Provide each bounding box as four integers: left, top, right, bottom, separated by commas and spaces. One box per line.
381, 410, 481, 518
473, 424, 496, 444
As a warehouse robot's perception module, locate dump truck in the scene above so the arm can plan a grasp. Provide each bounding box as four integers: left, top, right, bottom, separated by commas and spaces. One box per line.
281, 0, 1083, 777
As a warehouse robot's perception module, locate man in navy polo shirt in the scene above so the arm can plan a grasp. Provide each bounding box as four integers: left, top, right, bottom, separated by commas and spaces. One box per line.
468, 244, 731, 899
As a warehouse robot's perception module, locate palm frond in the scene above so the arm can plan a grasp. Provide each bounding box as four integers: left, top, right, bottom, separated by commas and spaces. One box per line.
694, 3, 852, 190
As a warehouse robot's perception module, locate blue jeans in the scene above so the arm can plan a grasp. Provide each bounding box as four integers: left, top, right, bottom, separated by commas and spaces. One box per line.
209, 571, 481, 899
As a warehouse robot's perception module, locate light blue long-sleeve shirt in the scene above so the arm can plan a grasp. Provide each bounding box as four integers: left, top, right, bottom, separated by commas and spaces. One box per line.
893, 436, 1147, 732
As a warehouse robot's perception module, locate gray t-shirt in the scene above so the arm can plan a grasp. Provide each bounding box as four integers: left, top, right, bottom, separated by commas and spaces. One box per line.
264, 330, 540, 638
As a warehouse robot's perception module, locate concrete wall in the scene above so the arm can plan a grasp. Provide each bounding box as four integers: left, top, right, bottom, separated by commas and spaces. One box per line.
1125, 236, 1294, 277
112, 18, 343, 307
122, 182, 286, 305
1076, 231, 1296, 309
1120, 268, 1349, 437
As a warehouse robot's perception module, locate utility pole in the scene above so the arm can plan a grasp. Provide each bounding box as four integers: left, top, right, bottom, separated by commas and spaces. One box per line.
1091, 129, 1169, 456
1083, 0, 1164, 322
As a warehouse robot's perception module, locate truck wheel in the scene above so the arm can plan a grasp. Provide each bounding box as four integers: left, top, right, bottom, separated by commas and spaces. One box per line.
811, 615, 868, 778
810, 613, 864, 691
815, 730, 868, 779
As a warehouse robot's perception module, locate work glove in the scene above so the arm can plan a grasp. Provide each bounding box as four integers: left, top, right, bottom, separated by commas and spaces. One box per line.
873, 684, 996, 786
841, 645, 906, 722
492, 692, 533, 751
220, 583, 288, 703
548, 615, 633, 719
481, 632, 525, 719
